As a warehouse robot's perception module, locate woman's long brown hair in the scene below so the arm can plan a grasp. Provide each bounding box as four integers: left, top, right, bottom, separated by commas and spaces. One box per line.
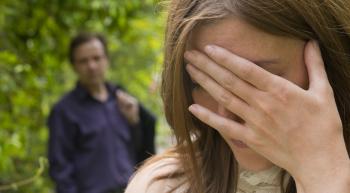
140, 1, 350, 193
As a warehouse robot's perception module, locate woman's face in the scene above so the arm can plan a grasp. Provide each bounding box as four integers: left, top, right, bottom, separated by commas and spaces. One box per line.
189, 17, 308, 171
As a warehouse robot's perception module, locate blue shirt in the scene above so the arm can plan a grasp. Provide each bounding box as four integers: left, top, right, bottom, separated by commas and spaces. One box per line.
48, 83, 156, 193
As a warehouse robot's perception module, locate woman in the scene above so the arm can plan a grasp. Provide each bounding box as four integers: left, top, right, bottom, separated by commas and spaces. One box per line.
126, 0, 350, 193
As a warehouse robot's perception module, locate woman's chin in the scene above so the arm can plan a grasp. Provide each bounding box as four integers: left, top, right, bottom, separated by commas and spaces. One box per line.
230, 144, 275, 171
237, 159, 275, 172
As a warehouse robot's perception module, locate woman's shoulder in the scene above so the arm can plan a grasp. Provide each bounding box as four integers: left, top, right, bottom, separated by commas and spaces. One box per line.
125, 151, 186, 193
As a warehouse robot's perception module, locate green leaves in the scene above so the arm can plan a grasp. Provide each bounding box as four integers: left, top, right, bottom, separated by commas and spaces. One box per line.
0, 0, 164, 192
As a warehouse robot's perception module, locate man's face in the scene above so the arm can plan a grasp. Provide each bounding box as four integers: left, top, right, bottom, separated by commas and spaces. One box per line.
72, 38, 108, 88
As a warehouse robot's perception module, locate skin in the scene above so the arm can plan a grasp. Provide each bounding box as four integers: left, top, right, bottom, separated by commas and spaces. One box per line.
187, 17, 308, 172
73, 38, 109, 95
124, 17, 350, 193
72, 38, 140, 125
185, 17, 350, 193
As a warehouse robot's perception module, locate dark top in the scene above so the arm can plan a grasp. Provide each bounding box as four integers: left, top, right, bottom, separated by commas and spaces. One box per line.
48, 82, 156, 193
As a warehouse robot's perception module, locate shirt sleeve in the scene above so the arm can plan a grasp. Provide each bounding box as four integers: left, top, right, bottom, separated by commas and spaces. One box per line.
114, 84, 157, 163
47, 106, 78, 193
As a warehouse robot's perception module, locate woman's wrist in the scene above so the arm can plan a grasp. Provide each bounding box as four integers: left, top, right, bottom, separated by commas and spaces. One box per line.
293, 144, 350, 193
296, 164, 350, 193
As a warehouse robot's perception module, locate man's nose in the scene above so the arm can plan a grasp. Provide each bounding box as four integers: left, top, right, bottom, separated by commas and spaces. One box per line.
87, 60, 98, 69
217, 104, 244, 123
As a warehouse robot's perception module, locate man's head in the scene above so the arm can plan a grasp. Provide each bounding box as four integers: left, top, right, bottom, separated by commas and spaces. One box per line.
69, 32, 109, 88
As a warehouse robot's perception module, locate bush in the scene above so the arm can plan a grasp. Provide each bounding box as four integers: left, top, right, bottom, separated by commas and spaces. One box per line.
0, 0, 164, 192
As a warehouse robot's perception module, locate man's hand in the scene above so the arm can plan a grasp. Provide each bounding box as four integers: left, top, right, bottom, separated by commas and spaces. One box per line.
116, 90, 140, 126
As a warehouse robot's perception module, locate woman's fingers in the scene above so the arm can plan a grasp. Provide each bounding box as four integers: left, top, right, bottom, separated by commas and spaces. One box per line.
188, 104, 248, 141
203, 45, 289, 93
304, 41, 331, 94
186, 64, 253, 121
185, 50, 262, 106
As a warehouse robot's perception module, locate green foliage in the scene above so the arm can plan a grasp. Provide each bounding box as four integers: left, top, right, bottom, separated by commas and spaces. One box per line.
0, 0, 165, 192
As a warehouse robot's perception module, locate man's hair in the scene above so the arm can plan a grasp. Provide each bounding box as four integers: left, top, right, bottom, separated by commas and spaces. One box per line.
69, 32, 108, 64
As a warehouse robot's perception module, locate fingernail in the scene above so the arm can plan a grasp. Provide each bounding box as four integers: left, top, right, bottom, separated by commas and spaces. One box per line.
184, 50, 193, 59
311, 40, 319, 48
186, 64, 193, 72
310, 40, 321, 53
204, 45, 215, 54
188, 104, 197, 113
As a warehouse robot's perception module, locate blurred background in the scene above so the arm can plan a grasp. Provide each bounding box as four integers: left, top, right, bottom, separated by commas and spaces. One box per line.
0, 0, 172, 192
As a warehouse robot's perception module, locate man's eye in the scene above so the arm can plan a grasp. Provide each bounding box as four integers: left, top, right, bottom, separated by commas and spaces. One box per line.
94, 56, 101, 61
78, 59, 88, 65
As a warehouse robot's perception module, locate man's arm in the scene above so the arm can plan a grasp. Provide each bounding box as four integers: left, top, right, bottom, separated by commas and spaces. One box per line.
114, 86, 156, 163
47, 106, 78, 193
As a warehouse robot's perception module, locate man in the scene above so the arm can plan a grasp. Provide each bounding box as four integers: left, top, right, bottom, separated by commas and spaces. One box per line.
48, 33, 156, 193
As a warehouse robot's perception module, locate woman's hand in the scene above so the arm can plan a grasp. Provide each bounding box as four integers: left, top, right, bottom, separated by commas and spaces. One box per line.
184, 41, 350, 193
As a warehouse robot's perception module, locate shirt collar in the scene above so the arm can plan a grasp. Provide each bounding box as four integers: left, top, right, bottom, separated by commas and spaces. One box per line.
73, 81, 117, 101
239, 165, 283, 186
